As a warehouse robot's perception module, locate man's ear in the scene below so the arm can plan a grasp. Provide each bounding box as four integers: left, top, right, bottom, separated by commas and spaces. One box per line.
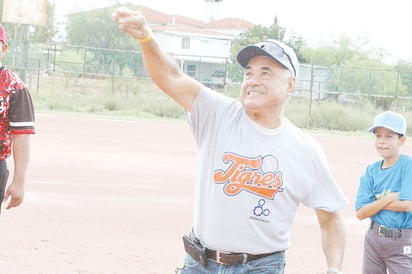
287, 77, 295, 95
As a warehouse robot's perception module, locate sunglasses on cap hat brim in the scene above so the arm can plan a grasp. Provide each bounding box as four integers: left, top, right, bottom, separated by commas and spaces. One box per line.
237, 40, 296, 77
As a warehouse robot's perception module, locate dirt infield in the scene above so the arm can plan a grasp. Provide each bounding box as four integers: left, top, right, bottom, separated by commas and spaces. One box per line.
1, 113, 410, 273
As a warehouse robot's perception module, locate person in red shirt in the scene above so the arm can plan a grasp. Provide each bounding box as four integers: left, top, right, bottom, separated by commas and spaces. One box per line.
0, 24, 35, 212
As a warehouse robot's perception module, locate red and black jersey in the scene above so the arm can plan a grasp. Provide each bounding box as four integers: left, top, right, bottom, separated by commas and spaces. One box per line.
0, 66, 35, 160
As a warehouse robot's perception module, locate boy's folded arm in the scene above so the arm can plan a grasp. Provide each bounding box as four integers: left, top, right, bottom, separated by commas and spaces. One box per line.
384, 199, 412, 212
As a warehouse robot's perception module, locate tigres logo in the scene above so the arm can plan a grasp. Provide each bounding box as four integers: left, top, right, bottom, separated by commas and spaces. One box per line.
214, 152, 284, 199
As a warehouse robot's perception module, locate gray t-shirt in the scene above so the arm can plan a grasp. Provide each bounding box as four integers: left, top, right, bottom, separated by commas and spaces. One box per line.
187, 86, 347, 254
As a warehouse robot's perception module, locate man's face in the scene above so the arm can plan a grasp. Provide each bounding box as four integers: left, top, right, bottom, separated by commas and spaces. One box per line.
239, 55, 294, 115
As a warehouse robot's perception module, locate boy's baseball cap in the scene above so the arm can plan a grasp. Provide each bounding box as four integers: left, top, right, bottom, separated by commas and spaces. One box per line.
368, 110, 407, 136
237, 39, 298, 78
0, 24, 6, 45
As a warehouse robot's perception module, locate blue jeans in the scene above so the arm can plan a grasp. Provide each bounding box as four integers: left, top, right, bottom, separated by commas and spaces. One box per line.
179, 251, 285, 274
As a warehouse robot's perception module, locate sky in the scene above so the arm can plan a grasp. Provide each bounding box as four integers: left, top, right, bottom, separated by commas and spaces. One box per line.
53, 0, 412, 62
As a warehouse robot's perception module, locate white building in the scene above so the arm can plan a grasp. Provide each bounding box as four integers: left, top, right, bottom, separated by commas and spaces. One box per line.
139, 6, 255, 85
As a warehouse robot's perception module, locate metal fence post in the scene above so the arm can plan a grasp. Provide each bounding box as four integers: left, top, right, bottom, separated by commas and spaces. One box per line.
308, 64, 314, 128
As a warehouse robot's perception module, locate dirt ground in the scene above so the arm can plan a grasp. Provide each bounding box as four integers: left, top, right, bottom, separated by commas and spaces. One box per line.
1, 113, 410, 274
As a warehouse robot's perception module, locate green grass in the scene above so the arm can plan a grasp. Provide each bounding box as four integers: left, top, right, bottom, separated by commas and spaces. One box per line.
29, 74, 412, 136
31, 74, 185, 119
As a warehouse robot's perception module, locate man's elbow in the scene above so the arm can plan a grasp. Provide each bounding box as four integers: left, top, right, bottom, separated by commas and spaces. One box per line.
316, 209, 345, 229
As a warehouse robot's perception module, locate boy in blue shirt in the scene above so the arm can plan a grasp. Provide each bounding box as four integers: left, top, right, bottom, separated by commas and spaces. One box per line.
355, 110, 412, 273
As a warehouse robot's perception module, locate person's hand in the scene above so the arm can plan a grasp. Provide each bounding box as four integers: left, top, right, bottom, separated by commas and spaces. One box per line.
2, 182, 25, 210
112, 7, 151, 42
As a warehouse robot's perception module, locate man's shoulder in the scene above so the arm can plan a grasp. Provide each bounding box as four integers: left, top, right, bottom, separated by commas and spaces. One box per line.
197, 85, 240, 111
283, 120, 317, 143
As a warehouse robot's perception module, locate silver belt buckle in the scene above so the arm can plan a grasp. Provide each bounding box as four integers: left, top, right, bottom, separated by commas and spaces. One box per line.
378, 224, 387, 237
215, 250, 230, 265
378, 224, 401, 238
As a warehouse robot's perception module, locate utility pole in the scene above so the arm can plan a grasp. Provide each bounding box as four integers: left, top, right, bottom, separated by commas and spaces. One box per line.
18, 25, 29, 82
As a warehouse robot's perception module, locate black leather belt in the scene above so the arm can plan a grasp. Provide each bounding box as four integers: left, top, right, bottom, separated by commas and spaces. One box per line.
371, 221, 402, 238
205, 248, 283, 265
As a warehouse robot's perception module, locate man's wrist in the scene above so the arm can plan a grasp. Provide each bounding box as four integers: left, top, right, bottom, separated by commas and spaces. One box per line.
138, 27, 152, 44
327, 268, 343, 274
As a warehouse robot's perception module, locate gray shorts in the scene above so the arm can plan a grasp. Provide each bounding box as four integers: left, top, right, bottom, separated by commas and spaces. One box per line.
363, 221, 412, 274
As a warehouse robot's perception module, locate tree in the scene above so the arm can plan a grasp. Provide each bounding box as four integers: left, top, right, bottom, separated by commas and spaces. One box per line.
301, 33, 391, 68
230, 17, 286, 57
299, 33, 406, 102
229, 17, 306, 82
65, 5, 141, 76
66, 5, 137, 50
285, 31, 307, 63
30, 1, 56, 43
395, 60, 412, 96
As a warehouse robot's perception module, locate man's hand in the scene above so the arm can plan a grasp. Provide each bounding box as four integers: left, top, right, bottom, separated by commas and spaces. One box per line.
3, 181, 25, 210
112, 7, 151, 41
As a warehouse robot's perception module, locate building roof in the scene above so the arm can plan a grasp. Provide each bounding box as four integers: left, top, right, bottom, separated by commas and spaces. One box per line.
136, 5, 254, 37
204, 18, 255, 29
139, 6, 205, 28
151, 24, 234, 39
69, 4, 255, 38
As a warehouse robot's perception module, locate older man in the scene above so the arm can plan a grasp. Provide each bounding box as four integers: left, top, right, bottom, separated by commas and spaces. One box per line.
113, 7, 347, 274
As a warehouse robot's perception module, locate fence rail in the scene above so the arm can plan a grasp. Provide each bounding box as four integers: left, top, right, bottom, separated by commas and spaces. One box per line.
5, 41, 412, 113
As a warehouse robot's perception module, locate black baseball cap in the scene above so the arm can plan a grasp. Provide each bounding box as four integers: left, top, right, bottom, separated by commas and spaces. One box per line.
237, 39, 298, 78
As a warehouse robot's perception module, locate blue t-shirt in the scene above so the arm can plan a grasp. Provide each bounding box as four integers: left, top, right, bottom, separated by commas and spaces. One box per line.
355, 154, 412, 228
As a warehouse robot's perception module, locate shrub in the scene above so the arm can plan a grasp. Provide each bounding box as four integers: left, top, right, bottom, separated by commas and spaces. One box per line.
30, 74, 412, 135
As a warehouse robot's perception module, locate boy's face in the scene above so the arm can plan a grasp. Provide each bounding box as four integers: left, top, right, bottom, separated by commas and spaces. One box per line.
374, 127, 405, 160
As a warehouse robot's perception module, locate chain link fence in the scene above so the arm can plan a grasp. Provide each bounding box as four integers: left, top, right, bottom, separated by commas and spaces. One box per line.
5, 41, 412, 128
5, 41, 410, 93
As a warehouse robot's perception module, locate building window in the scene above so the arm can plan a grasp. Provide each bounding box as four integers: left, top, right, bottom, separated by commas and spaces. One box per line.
182, 36, 190, 49
186, 64, 196, 77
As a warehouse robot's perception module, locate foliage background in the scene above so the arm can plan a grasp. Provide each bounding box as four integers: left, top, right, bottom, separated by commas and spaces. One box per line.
1, 1, 412, 135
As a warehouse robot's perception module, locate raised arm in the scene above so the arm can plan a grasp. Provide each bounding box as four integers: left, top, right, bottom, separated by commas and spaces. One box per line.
112, 7, 201, 112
